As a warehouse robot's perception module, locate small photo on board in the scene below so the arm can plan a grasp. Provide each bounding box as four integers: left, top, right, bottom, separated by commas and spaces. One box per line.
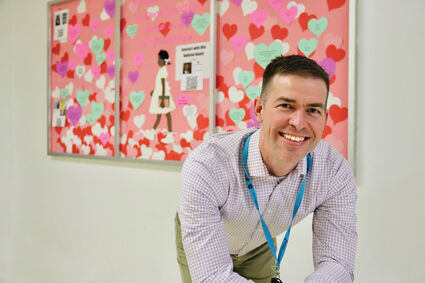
182, 62, 192, 74
55, 14, 61, 26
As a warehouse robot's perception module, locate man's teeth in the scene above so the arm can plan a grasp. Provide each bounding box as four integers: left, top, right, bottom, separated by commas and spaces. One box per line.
283, 134, 305, 142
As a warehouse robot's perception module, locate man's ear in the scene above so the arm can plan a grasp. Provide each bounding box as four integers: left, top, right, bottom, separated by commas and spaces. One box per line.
253, 96, 264, 123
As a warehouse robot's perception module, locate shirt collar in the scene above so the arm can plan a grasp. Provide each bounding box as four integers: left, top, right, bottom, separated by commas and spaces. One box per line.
246, 129, 308, 180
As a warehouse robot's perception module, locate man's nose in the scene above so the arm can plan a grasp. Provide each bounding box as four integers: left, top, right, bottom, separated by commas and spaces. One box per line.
289, 110, 307, 130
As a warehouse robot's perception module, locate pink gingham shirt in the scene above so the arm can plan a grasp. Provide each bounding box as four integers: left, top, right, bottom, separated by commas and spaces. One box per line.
178, 128, 357, 282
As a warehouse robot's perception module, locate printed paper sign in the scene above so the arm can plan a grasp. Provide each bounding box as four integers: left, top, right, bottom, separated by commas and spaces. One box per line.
53, 9, 69, 42
52, 99, 67, 127
175, 42, 210, 82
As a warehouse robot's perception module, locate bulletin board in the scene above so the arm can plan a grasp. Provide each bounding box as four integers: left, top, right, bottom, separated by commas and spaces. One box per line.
48, 0, 355, 164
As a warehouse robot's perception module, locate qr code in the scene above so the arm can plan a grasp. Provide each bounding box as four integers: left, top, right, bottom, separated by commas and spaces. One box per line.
57, 28, 64, 38
186, 76, 198, 90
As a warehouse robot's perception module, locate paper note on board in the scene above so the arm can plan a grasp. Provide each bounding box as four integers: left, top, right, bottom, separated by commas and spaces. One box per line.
53, 9, 69, 42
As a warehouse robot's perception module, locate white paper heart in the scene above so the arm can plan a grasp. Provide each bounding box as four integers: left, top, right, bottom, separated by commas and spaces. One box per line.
228, 86, 244, 103
233, 67, 242, 85
96, 75, 106, 89
133, 114, 146, 128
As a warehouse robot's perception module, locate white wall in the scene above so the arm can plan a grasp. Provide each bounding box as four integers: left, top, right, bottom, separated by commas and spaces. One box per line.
0, 0, 424, 282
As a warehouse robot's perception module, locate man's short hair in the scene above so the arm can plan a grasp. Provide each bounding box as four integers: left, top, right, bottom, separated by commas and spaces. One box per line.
261, 55, 330, 103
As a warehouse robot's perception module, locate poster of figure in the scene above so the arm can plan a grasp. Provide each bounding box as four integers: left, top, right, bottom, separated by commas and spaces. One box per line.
120, 0, 211, 161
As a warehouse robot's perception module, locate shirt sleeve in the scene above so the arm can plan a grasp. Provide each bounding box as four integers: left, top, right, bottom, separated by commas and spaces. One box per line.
178, 154, 253, 283
305, 158, 357, 283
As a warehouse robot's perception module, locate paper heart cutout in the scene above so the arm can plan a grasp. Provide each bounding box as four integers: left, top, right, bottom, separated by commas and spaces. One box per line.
222, 23, 237, 40
68, 24, 81, 44
128, 70, 139, 84
96, 53, 106, 65
249, 10, 267, 28
327, 0, 345, 11
230, 35, 248, 52
82, 13, 90, 26
246, 85, 261, 101
268, 0, 285, 11
56, 61, 68, 78
181, 11, 194, 27
104, 0, 115, 18
329, 105, 348, 125
229, 108, 246, 125
298, 12, 317, 32
238, 71, 255, 88
89, 20, 100, 33
326, 45, 346, 62
196, 114, 209, 130
104, 25, 114, 38
308, 17, 328, 38
52, 42, 61, 55
191, 13, 210, 35
90, 38, 104, 55
319, 57, 336, 79
271, 25, 288, 40
228, 86, 244, 103
134, 53, 145, 67
67, 105, 82, 126
158, 22, 170, 37
77, 90, 89, 106
298, 38, 318, 57
130, 90, 145, 110
280, 6, 298, 25
249, 23, 264, 41
254, 41, 283, 69
242, 0, 257, 16
126, 24, 138, 38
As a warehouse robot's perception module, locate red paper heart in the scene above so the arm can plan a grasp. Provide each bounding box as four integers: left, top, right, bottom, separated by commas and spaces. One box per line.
82, 14, 90, 26
253, 62, 264, 79
322, 125, 332, 138
72, 144, 80, 154
57, 138, 66, 152
52, 43, 61, 55
249, 23, 264, 41
69, 15, 77, 25
166, 150, 184, 161
51, 63, 57, 72
238, 94, 251, 109
98, 115, 106, 127
330, 74, 336, 85
222, 23, 237, 40
127, 130, 134, 139
329, 105, 348, 125
100, 61, 107, 73
196, 114, 209, 130
298, 12, 317, 32
193, 129, 206, 141
84, 53, 92, 65
120, 18, 127, 33
198, 0, 207, 5
109, 115, 115, 125
139, 138, 150, 147
89, 92, 97, 101
180, 138, 191, 148
216, 116, 225, 127
66, 69, 74, 78
216, 75, 228, 94
326, 45, 346, 62
120, 144, 127, 156
54, 126, 62, 135
327, 0, 346, 11
61, 52, 69, 62
156, 132, 167, 144
271, 25, 288, 40
120, 110, 130, 122
158, 22, 170, 37
103, 38, 111, 51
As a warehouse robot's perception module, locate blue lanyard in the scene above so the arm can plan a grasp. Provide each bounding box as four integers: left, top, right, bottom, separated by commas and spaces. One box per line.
242, 133, 312, 273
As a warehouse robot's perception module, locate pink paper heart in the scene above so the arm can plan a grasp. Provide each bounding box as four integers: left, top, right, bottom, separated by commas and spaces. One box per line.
91, 65, 101, 78
230, 35, 248, 52
103, 25, 114, 38
220, 49, 234, 66
68, 24, 81, 44
134, 53, 145, 67
90, 20, 100, 33
106, 49, 115, 62
249, 10, 267, 28
268, 0, 286, 11
100, 133, 110, 146
68, 59, 77, 70
280, 6, 298, 25
75, 43, 88, 60
56, 61, 68, 77
104, 0, 115, 18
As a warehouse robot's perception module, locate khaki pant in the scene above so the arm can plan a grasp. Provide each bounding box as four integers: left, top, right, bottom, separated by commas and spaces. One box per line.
175, 213, 277, 283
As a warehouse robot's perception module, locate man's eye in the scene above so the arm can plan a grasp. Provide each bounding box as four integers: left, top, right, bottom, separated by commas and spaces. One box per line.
307, 108, 321, 115
279, 104, 292, 109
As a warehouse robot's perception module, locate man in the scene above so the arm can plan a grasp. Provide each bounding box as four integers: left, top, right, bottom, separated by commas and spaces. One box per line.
176, 55, 357, 282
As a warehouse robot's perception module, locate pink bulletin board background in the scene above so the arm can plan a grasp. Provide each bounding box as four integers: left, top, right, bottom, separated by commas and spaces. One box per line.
119, 0, 211, 161
49, 0, 117, 156
215, 0, 350, 158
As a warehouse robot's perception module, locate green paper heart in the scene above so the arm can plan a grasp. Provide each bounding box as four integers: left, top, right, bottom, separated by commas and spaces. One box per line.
87, 113, 96, 125
60, 88, 69, 100
130, 90, 145, 110
308, 17, 328, 38
229, 108, 246, 125
90, 38, 104, 55
91, 102, 104, 119
254, 41, 283, 69
298, 38, 318, 57
76, 90, 89, 107
192, 13, 210, 35
246, 85, 261, 101
126, 24, 138, 39
96, 53, 106, 66
238, 71, 254, 89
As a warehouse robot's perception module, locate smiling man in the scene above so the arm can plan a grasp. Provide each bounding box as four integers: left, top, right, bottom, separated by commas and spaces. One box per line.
176, 55, 357, 283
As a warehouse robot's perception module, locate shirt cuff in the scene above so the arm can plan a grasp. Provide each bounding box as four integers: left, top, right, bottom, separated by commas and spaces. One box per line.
305, 261, 353, 283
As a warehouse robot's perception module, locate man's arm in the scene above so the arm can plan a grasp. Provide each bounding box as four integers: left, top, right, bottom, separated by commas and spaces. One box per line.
178, 157, 252, 283
305, 158, 357, 282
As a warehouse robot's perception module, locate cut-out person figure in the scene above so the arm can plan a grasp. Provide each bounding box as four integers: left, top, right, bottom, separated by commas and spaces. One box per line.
144, 50, 176, 144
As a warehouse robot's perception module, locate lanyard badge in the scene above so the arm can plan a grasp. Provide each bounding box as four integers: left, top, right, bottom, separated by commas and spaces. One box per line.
242, 133, 312, 282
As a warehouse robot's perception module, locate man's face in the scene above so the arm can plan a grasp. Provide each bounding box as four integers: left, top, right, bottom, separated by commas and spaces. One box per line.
254, 74, 327, 176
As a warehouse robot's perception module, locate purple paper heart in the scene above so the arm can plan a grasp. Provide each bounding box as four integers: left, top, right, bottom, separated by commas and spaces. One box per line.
232, 0, 243, 6
107, 65, 115, 78
319, 57, 336, 79
56, 61, 68, 78
249, 104, 261, 127
181, 11, 194, 27
104, 0, 115, 18
128, 70, 139, 84
67, 105, 82, 126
